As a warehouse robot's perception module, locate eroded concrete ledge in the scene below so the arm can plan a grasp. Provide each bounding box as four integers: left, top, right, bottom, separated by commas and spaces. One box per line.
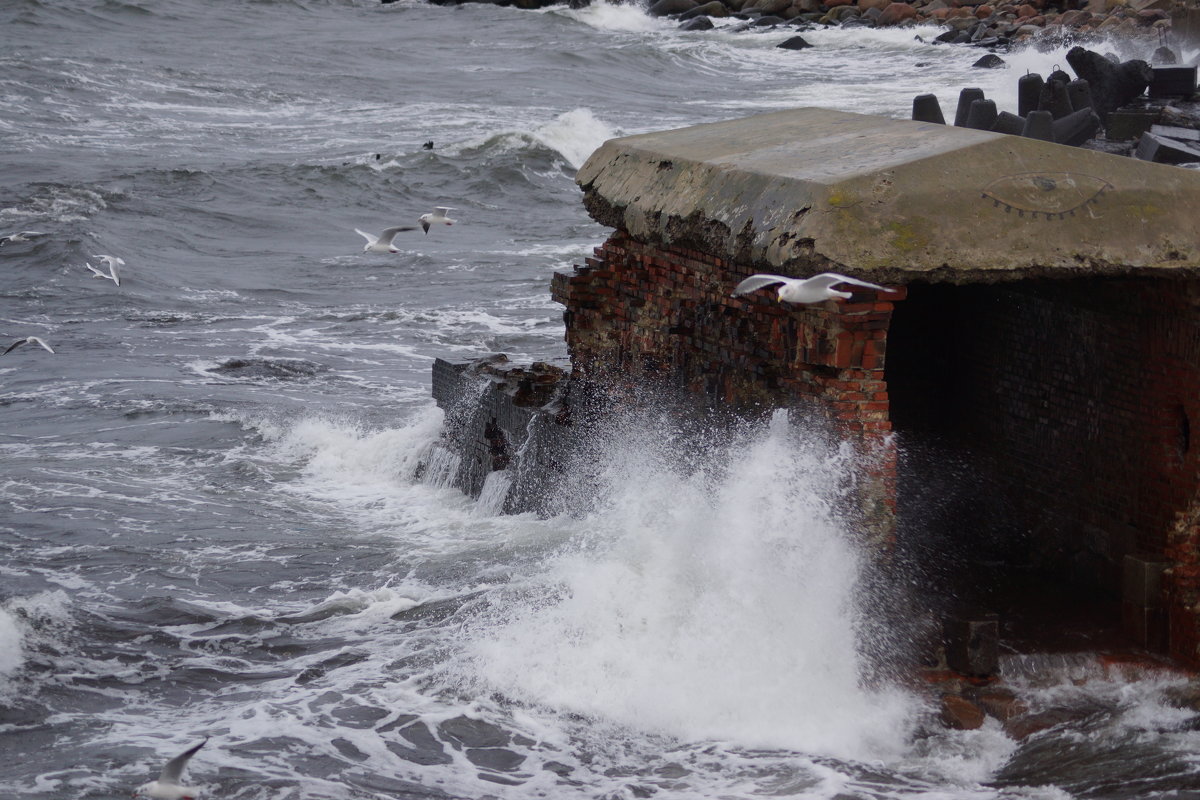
576, 107, 1200, 284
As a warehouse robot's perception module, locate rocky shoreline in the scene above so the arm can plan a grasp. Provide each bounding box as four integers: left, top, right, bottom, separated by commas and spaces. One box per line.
418, 0, 1196, 52
652, 0, 1185, 45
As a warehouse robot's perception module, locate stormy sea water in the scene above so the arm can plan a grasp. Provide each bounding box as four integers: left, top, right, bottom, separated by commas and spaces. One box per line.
3, 0, 1200, 798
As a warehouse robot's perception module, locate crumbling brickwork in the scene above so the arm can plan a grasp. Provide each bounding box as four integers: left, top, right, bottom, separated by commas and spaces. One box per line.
551, 231, 902, 529
552, 243, 1200, 665
1167, 503, 1200, 665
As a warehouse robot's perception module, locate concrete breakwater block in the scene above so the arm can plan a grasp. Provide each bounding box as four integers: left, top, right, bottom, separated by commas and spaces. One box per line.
1136, 131, 1200, 165
910, 46, 1200, 159
1149, 66, 1197, 99
578, 107, 1200, 278
1105, 108, 1157, 141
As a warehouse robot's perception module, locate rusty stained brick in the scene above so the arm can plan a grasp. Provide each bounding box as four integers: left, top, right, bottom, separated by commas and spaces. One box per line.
557, 232, 900, 548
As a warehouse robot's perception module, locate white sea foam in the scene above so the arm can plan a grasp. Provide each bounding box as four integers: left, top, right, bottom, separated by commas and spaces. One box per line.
0, 607, 25, 679
530, 108, 617, 170
468, 410, 919, 762
288, 587, 424, 631
223, 407, 552, 559
0, 185, 107, 224
0, 590, 74, 692
475, 469, 512, 516
263, 409, 444, 492
558, 1, 670, 34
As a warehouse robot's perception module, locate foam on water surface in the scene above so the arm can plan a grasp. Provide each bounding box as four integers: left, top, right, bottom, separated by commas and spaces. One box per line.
0, 607, 25, 680
462, 411, 920, 764
2, 0, 1196, 797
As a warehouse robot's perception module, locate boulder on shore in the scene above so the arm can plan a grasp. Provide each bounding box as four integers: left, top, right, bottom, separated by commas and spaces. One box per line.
680, 0, 729, 18
877, 1, 918, 25
648, 0, 698, 15
1066, 46, 1154, 122
940, 695, 985, 730
777, 34, 814, 49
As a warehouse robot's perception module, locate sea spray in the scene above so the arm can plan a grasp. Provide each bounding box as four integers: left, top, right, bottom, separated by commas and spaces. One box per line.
530, 109, 617, 170
0, 591, 73, 695
465, 408, 919, 762
475, 469, 513, 516
0, 607, 24, 680
453, 107, 618, 173
558, 1, 672, 34
265, 409, 445, 493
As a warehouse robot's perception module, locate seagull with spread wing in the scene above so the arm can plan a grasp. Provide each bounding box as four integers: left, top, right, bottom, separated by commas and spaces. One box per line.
4, 336, 55, 355
418, 206, 455, 234
355, 225, 418, 253
87, 255, 123, 286
732, 272, 889, 305
133, 738, 207, 799
0, 230, 48, 246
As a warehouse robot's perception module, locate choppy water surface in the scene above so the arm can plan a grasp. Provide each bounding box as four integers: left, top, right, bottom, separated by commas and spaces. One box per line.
3, 1, 1199, 797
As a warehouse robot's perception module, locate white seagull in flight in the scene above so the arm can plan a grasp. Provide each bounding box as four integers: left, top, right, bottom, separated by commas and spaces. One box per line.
87, 255, 123, 286
134, 738, 207, 800
418, 206, 456, 234
355, 225, 417, 253
4, 336, 55, 355
732, 272, 889, 305
0, 230, 48, 246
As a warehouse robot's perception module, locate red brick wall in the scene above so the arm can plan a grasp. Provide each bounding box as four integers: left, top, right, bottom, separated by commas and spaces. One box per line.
1167, 508, 1200, 665
551, 231, 902, 529
552, 233, 1200, 664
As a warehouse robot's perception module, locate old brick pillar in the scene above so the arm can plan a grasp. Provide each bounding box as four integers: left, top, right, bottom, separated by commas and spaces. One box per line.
553, 231, 905, 549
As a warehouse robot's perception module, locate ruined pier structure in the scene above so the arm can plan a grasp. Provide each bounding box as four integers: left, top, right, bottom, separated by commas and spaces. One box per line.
439, 107, 1200, 667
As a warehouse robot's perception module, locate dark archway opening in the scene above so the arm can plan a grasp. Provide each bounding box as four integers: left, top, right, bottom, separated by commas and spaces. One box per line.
883, 279, 1150, 656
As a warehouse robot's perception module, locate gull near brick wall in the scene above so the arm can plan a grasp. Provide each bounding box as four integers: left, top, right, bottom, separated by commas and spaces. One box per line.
551, 231, 903, 539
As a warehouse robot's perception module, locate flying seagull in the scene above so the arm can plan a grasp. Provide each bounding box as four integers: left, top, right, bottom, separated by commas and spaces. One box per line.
87, 255, 123, 286
134, 738, 207, 800
0, 231, 48, 246
732, 272, 889, 305
4, 336, 55, 355
418, 207, 455, 234
356, 225, 417, 253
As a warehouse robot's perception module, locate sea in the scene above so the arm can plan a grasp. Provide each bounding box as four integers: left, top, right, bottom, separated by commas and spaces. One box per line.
3, 1, 1200, 798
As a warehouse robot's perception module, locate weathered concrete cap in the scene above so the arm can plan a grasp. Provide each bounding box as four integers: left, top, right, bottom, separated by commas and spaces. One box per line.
576, 107, 1200, 282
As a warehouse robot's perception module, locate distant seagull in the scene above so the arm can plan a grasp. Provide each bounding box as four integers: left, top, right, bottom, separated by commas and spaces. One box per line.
95, 254, 124, 272
134, 738, 207, 800
732, 272, 889, 305
4, 336, 55, 355
355, 225, 417, 254
0, 231, 48, 246
86, 255, 123, 286
418, 207, 455, 234
422, 140, 434, 150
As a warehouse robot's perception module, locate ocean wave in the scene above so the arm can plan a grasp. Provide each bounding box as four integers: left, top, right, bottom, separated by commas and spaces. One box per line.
456, 107, 617, 172
462, 409, 920, 763
0, 608, 25, 680
0, 590, 73, 691
278, 587, 424, 627
554, 1, 672, 34
205, 356, 330, 381
0, 183, 109, 225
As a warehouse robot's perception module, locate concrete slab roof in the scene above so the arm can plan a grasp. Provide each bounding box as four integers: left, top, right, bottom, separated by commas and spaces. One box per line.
576, 107, 1200, 283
